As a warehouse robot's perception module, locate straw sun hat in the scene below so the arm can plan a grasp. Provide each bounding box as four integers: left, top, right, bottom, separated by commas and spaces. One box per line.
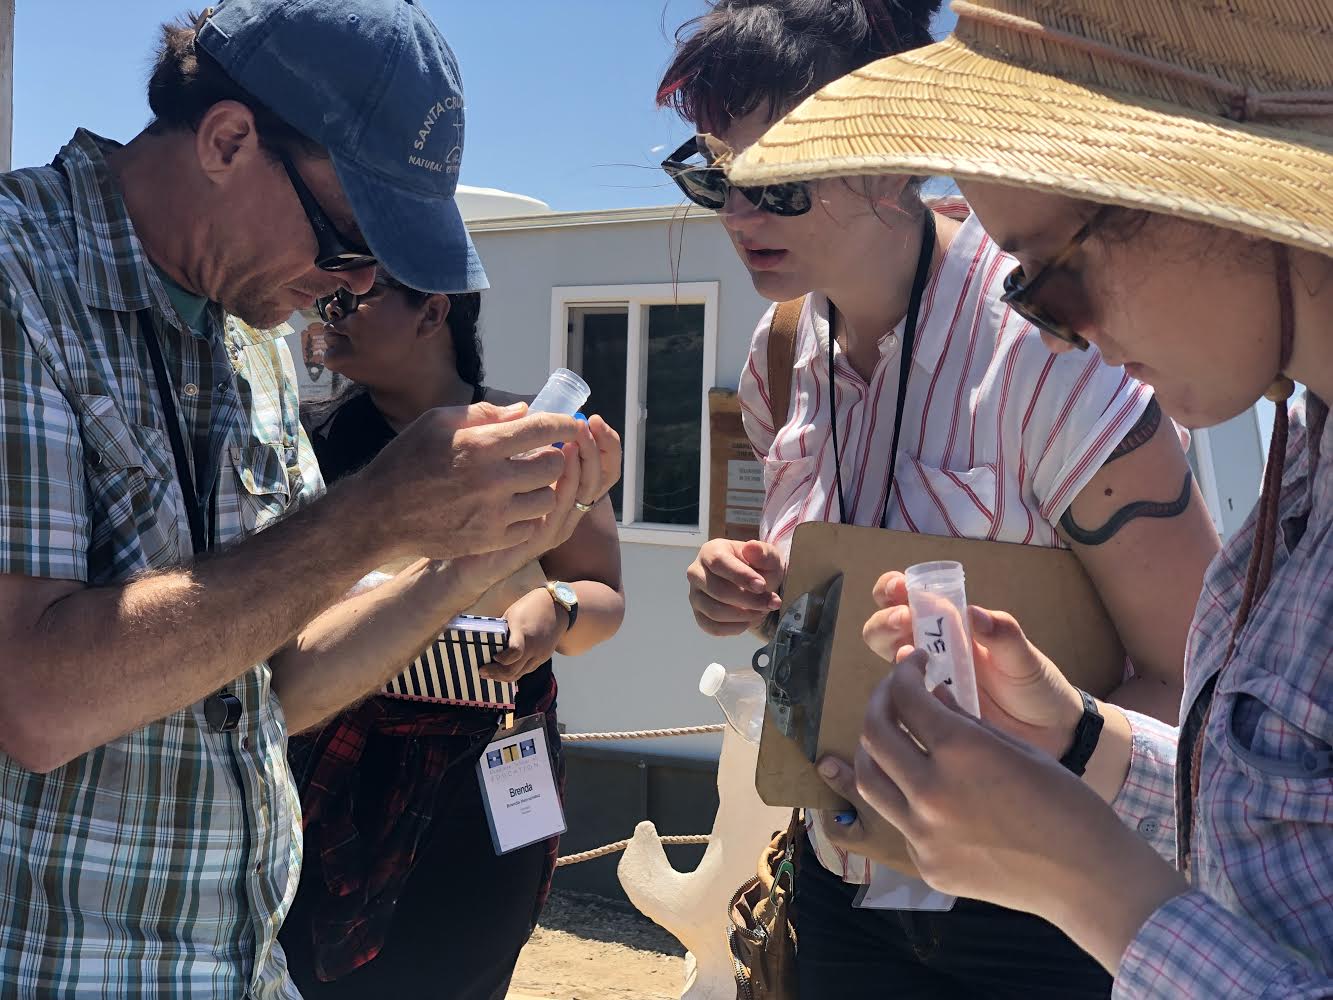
728, 0, 1333, 256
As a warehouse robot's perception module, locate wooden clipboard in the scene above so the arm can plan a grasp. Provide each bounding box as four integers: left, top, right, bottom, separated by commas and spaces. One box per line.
756, 523, 1125, 816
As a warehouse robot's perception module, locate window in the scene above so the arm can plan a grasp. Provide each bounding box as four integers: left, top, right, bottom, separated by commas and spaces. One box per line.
553, 283, 719, 545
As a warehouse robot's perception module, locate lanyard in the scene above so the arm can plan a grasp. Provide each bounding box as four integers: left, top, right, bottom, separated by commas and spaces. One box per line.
828, 209, 937, 527
140, 310, 216, 556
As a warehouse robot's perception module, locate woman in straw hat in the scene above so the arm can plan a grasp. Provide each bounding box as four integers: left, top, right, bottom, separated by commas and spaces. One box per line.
663, 2, 1219, 997
730, 0, 1333, 994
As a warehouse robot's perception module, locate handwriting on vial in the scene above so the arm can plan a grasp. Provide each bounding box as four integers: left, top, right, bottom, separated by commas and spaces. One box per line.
924, 617, 954, 685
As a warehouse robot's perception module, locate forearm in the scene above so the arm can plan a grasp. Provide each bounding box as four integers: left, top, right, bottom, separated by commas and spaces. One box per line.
273, 558, 490, 734
554, 580, 625, 656
1052, 828, 1188, 974
0, 482, 388, 771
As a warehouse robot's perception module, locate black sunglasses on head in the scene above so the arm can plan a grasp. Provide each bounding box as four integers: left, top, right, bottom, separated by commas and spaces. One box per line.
280, 152, 378, 273
661, 136, 813, 217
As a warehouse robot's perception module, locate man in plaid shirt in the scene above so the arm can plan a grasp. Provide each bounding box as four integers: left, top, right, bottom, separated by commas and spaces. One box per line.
0, 2, 616, 997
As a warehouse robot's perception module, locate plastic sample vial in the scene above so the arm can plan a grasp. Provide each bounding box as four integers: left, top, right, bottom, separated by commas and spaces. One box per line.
904, 561, 981, 718
515, 368, 592, 459
528, 368, 591, 417
699, 662, 765, 745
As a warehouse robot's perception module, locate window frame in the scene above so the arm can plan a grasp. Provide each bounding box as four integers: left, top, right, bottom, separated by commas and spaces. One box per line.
551, 282, 719, 547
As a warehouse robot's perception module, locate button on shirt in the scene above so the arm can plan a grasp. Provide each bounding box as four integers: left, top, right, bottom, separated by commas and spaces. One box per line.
0, 130, 323, 997
1112, 394, 1333, 998
738, 206, 1152, 883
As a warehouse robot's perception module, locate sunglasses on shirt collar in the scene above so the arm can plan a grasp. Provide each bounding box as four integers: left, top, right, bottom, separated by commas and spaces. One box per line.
279, 152, 378, 273
661, 135, 813, 217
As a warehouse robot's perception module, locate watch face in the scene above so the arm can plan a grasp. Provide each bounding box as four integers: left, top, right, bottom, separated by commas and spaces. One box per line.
553, 582, 577, 605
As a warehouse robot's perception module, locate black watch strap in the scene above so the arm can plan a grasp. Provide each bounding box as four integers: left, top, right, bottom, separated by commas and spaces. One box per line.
1059, 688, 1104, 777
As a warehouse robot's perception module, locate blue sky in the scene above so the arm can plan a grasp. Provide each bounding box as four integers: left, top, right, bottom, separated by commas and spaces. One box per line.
12, 1, 955, 212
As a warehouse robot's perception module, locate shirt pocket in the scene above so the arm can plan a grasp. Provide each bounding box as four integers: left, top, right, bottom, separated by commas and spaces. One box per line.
230, 440, 293, 535
78, 393, 180, 576
1214, 676, 1333, 820
892, 456, 997, 539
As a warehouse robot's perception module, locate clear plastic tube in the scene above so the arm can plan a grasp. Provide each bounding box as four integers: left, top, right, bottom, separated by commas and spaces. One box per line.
905, 561, 980, 718
528, 368, 590, 417
699, 662, 765, 744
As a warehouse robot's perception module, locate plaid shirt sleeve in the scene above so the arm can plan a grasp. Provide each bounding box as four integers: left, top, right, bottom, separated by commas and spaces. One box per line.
1116, 891, 1333, 999
1111, 709, 1179, 862
0, 279, 89, 581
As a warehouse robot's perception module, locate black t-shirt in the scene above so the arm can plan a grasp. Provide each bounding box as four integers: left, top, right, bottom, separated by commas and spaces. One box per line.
304, 388, 554, 715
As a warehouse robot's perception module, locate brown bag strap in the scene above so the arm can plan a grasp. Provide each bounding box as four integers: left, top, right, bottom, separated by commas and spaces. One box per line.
765, 298, 805, 435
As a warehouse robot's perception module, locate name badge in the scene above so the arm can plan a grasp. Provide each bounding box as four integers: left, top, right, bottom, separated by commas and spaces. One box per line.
476, 713, 566, 855
854, 862, 957, 912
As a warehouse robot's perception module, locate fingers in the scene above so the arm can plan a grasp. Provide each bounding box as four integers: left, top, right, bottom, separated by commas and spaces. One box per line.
739, 539, 785, 592
458, 400, 529, 429
701, 541, 775, 596
872, 570, 909, 609
494, 411, 583, 456
863, 605, 912, 661
858, 651, 938, 788
570, 418, 601, 506
851, 745, 914, 833
967, 606, 1042, 682
690, 612, 753, 637
586, 414, 622, 497
690, 590, 768, 627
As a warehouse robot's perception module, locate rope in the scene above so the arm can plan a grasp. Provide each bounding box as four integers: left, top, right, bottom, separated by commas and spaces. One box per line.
560, 723, 725, 742
556, 835, 711, 867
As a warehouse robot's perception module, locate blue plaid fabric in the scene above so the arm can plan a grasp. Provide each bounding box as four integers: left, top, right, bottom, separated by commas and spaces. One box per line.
0, 131, 323, 998
1113, 395, 1333, 998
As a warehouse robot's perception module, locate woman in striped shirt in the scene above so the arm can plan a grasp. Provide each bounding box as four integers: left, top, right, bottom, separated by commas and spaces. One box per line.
659, 2, 1219, 997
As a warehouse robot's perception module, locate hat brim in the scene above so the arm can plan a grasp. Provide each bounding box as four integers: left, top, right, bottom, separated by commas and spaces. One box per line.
730, 36, 1333, 258
334, 159, 490, 294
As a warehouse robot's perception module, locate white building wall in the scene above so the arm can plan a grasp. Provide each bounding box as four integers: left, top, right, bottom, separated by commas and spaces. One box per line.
470, 212, 771, 758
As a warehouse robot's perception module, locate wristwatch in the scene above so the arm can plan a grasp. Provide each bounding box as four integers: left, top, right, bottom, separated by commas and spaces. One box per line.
545, 581, 579, 632
1059, 688, 1104, 777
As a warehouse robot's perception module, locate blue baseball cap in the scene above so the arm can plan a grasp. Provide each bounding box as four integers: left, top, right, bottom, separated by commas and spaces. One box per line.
196, 0, 488, 293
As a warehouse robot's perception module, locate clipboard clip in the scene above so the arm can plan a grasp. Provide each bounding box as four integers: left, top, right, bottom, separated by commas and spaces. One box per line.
751, 573, 843, 763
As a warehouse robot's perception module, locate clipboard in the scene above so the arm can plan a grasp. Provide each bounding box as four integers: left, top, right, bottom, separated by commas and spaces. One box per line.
755, 522, 1126, 816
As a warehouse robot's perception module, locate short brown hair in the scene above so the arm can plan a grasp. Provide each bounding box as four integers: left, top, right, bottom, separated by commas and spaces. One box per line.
657, 0, 941, 130
145, 11, 322, 156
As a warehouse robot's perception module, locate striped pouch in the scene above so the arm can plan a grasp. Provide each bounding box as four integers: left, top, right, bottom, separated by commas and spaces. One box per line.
382, 614, 515, 710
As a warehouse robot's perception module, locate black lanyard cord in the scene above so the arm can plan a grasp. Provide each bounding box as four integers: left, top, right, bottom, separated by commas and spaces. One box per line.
829, 209, 938, 527
140, 311, 215, 556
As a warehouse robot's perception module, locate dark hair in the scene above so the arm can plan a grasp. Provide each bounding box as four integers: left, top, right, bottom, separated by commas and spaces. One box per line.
146, 11, 322, 156
390, 284, 485, 388
300, 288, 486, 436
657, 0, 941, 129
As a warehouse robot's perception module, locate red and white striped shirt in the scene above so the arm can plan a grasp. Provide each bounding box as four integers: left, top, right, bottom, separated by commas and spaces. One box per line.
737, 206, 1152, 882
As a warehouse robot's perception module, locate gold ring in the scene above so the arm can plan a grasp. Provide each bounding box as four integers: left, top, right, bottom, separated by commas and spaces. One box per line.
574, 500, 596, 513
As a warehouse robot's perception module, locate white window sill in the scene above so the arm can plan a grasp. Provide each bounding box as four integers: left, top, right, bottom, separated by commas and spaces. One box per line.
616, 524, 704, 548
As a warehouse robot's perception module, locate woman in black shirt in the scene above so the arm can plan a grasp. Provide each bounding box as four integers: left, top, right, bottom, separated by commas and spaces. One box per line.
281, 273, 625, 999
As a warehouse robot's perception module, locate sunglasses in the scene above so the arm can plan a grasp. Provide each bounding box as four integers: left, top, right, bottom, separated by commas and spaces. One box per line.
280, 152, 378, 273
661, 136, 813, 217
1000, 204, 1114, 352
315, 273, 416, 323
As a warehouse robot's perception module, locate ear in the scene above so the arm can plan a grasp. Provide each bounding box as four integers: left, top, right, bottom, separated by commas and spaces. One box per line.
870, 174, 914, 210
416, 293, 453, 341
193, 100, 265, 184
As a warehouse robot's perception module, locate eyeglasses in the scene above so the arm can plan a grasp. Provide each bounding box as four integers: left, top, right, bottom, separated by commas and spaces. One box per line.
661, 135, 813, 217
315, 274, 406, 322
279, 152, 378, 273
1000, 205, 1115, 352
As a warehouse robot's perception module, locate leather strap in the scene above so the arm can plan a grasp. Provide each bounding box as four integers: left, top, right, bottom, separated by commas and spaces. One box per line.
766, 298, 804, 434
1059, 687, 1104, 776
